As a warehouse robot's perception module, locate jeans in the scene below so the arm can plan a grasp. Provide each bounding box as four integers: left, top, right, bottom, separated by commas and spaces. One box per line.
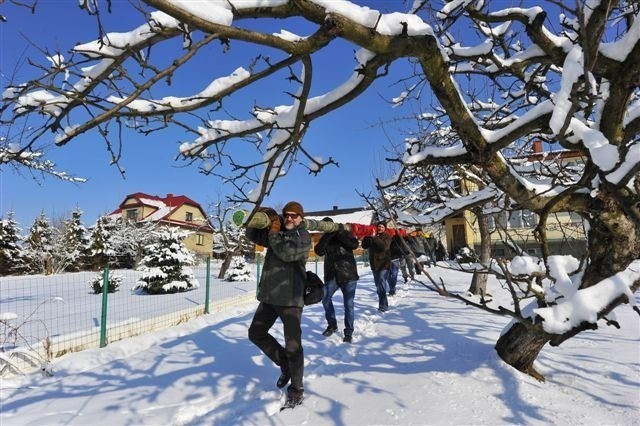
322, 278, 358, 335
388, 259, 400, 294
372, 269, 389, 311
399, 256, 413, 279
428, 251, 437, 266
248, 302, 304, 397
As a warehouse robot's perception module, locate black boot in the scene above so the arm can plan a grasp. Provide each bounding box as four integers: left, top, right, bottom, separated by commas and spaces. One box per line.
322, 325, 338, 337
276, 365, 290, 388
281, 392, 304, 410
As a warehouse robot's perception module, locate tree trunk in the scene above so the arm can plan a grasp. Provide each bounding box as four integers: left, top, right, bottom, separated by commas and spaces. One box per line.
468, 210, 491, 296
218, 253, 233, 279
581, 198, 640, 288
495, 322, 549, 382
468, 271, 488, 296
495, 194, 640, 381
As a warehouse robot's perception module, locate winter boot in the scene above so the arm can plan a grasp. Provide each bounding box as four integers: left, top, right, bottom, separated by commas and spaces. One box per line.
281, 393, 304, 410
322, 325, 338, 337
276, 365, 290, 389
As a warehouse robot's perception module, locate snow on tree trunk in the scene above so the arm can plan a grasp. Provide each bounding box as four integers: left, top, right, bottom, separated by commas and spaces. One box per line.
496, 198, 640, 381
135, 227, 199, 294
224, 256, 254, 282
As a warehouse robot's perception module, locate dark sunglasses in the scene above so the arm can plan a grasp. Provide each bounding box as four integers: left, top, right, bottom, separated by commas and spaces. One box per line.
283, 213, 299, 219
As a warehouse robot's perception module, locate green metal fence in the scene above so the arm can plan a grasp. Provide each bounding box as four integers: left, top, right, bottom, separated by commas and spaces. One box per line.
0, 258, 258, 377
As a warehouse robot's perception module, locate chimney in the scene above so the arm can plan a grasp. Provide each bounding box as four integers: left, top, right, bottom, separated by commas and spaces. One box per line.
532, 140, 543, 154
167, 193, 173, 198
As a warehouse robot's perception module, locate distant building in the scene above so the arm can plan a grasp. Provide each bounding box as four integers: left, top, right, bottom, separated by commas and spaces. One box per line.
109, 192, 214, 256
444, 142, 587, 259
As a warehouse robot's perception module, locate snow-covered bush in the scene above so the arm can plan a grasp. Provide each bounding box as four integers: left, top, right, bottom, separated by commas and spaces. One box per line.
224, 256, 254, 282
455, 246, 478, 263
89, 273, 123, 294
135, 227, 199, 294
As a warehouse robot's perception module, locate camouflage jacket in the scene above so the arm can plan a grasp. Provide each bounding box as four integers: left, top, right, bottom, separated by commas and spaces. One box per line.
246, 224, 311, 307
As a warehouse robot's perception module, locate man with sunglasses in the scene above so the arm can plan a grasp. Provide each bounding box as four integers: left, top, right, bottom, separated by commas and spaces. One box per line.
246, 201, 312, 410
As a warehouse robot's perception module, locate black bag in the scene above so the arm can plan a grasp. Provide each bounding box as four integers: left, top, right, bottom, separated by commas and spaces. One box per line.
304, 271, 324, 306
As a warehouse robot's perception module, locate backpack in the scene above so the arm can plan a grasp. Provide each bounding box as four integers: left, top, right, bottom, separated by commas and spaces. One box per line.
304, 271, 324, 305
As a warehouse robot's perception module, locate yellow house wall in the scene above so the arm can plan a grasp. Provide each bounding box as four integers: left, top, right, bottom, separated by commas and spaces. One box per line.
168, 204, 208, 224
120, 198, 213, 257
183, 232, 214, 257
444, 211, 476, 254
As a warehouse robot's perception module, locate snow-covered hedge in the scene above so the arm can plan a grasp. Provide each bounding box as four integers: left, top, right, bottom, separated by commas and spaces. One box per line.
89, 273, 123, 294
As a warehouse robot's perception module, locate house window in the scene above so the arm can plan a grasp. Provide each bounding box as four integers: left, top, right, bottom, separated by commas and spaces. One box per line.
196, 234, 204, 245
126, 209, 138, 222
186, 212, 194, 222
490, 212, 508, 230
521, 210, 536, 227
508, 210, 537, 229
568, 211, 582, 224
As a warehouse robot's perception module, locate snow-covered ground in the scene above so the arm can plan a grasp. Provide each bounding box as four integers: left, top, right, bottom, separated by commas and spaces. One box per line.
1, 264, 638, 425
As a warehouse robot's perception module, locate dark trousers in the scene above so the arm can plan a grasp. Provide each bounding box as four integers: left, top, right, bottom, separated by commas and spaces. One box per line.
248, 302, 304, 397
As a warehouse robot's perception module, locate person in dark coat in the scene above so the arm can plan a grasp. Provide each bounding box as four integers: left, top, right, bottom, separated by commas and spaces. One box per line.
361, 221, 392, 312
399, 235, 415, 282
314, 217, 360, 343
424, 234, 438, 267
388, 232, 406, 295
246, 201, 312, 409
407, 229, 426, 274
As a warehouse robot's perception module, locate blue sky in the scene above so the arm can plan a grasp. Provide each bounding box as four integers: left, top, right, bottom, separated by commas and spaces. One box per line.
1, 1, 413, 227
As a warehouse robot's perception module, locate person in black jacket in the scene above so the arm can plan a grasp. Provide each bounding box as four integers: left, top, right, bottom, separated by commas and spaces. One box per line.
314, 217, 360, 343
246, 201, 311, 409
388, 232, 406, 296
361, 221, 392, 312
407, 229, 427, 275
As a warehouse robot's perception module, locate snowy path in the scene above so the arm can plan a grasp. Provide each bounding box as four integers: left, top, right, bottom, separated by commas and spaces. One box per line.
1, 266, 638, 425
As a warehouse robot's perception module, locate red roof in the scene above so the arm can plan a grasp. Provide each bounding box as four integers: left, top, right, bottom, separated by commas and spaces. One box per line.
111, 192, 214, 232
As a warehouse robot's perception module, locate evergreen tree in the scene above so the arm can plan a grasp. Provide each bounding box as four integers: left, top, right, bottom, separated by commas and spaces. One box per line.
0, 210, 27, 275
87, 215, 116, 271
213, 220, 253, 279
110, 220, 157, 268
55, 207, 89, 272
135, 227, 197, 294
23, 211, 55, 275
224, 256, 253, 282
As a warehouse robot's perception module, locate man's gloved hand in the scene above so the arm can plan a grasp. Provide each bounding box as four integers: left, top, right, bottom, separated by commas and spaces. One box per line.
258, 207, 281, 233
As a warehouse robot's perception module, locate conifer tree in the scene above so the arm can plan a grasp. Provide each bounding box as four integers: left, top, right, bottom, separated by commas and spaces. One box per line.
87, 215, 116, 271
0, 210, 27, 276
135, 227, 197, 294
56, 207, 89, 272
24, 211, 55, 275
224, 256, 253, 282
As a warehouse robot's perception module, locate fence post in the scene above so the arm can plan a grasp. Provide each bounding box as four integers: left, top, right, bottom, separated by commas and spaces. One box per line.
204, 256, 211, 314
315, 255, 318, 274
256, 253, 261, 296
99, 267, 109, 348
